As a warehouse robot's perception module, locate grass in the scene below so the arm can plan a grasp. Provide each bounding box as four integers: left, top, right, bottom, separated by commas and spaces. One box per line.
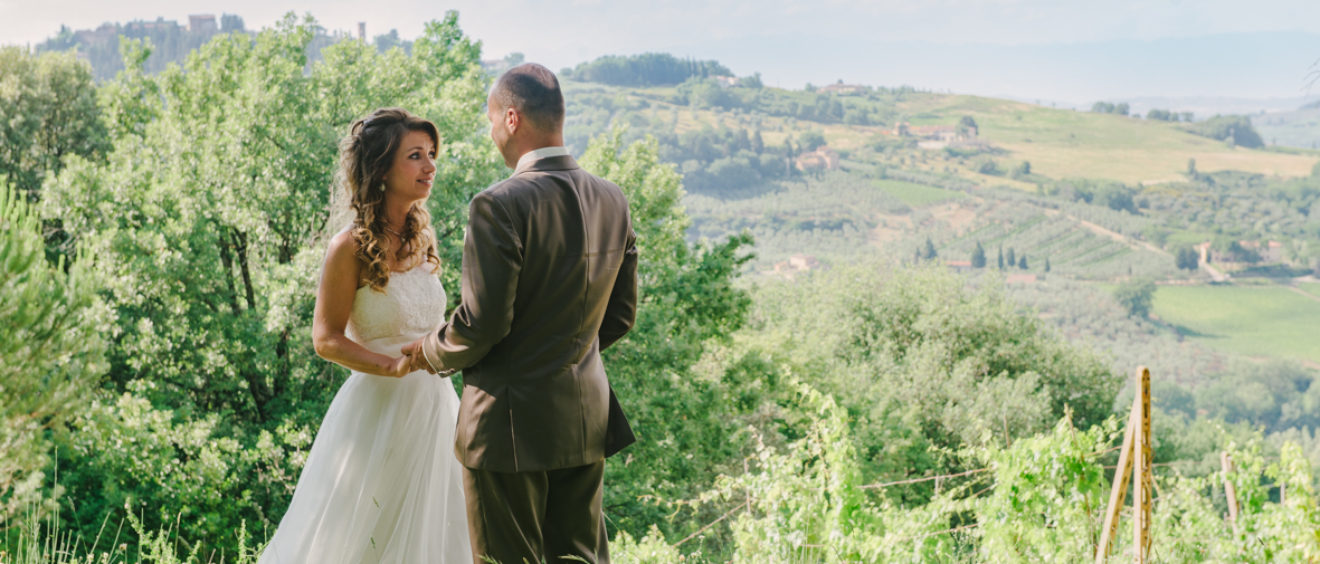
872, 178, 963, 207
1152, 284, 1320, 364
1298, 282, 1320, 299
898, 94, 1320, 184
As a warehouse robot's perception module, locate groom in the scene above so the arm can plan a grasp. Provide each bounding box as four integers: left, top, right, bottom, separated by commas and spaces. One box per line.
403, 63, 638, 564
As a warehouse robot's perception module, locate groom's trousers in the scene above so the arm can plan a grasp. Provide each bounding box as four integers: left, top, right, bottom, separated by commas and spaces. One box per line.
462, 460, 609, 564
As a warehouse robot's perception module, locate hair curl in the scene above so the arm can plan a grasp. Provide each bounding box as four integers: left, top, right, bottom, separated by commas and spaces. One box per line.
336, 107, 441, 290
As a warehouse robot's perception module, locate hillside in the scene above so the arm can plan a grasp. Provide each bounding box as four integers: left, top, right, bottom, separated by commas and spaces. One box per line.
568, 81, 1319, 183
1254, 103, 1320, 150
562, 76, 1320, 370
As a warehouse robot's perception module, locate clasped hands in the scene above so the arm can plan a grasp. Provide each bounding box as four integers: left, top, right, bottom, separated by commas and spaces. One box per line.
382, 337, 447, 378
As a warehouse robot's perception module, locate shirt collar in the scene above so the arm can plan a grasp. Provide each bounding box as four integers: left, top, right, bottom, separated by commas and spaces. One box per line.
514, 146, 570, 174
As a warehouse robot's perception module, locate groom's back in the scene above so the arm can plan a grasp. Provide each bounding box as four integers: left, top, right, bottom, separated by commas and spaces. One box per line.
452, 154, 637, 472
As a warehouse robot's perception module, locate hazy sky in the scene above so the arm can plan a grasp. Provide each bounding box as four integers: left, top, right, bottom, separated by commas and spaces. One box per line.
4, 0, 1320, 104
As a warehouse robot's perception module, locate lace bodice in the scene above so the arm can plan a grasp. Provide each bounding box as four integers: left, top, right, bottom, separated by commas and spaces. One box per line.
346, 265, 447, 358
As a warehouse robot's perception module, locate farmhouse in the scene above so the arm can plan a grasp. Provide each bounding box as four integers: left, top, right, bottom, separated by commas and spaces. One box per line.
714, 75, 739, 88
945, 260, 973, 273
795, 146, 841, 171
1196, 240, 1287, 264
1005, 273, 1038, 285
821, 82, 866, 95
894, 122, 978, 150
773, 254, 823, 278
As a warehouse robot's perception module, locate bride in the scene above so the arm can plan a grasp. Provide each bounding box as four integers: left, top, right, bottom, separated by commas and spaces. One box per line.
259, 108, 470, 563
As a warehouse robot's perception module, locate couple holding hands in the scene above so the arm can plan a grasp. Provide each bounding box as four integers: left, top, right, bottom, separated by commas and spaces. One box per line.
259, 63, 638, 564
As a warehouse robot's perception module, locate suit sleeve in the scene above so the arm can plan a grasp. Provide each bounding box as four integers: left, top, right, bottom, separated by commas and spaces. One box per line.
598, 225, 638, 351
423, 191, 522, 371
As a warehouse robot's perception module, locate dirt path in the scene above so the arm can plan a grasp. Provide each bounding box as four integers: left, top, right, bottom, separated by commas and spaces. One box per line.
1199, 261, 1230, 283
1041, 209, 1170, 256
1286, 285, 1320, 304
1040, 209, 1240, 282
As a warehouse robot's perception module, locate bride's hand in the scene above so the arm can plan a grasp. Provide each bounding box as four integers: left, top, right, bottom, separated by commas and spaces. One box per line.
383, 354, 414, 378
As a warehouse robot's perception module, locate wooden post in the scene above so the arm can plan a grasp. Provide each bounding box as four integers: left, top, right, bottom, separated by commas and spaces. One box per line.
1221, 452, 1239, 536
1133, 367, 1151, 563
1096, 399, 1138, 563
1096, 367, 1153, 564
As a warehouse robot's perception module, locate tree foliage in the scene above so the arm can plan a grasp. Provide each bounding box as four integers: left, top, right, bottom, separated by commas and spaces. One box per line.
0, 186, 109, 526
37, 12, 501, 551
1186, 115, 1265, 148
565, 53, 732, 86
0, 48, 108, 200
579, 127, 756, 540
971, 241, 986, 268
1114, 278, 1156, 318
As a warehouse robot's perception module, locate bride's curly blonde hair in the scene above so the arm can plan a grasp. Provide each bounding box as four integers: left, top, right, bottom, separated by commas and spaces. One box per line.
335, 107, 441, 290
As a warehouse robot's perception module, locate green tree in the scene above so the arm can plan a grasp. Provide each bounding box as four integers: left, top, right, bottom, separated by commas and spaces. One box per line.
1018, 254, 1028, 269
0, 186, 109, 525
579, 127, 755, 540
747, 265, 1119, 508
1006, 247, 1016, 267
923, 236, 937, 260
1114, 279, 1156, 318
0, 47, 108, 200
1186, 115, 1265, 148
997, 245, 1004, 269
799, 129, 827, 151
1176, 247, 1200, 270
971, 241, 987, 268
568, 53, 731, 87
957, 114, 978, 136
1013, 160, 1032, 178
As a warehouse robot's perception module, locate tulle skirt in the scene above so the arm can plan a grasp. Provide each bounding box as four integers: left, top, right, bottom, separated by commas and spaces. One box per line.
258, 369, 470, 563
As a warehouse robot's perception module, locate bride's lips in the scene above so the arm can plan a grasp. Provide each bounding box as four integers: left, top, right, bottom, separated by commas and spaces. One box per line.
418, 177, 433, 186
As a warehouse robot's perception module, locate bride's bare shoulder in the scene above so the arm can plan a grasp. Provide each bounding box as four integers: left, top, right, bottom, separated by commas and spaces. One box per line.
323, 228, 365, 285
326, 228, 360, 259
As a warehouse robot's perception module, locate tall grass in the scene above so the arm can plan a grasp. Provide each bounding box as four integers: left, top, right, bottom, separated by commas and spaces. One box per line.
2, 492, 261, 564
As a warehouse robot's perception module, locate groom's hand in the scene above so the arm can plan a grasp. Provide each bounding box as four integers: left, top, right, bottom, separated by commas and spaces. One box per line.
406, 350, 431, 374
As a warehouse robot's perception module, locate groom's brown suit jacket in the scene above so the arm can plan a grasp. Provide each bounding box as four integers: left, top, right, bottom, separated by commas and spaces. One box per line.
421, 154, 638, 473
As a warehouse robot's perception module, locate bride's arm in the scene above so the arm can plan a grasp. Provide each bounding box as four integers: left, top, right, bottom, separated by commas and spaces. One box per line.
312, 230, 412, 377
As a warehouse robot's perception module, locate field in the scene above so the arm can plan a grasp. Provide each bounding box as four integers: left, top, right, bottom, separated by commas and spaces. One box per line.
1299, 282, 1320, 299
872, 178, 964, 206
1153, 284, 1320, 363
897, 95, 1320, 184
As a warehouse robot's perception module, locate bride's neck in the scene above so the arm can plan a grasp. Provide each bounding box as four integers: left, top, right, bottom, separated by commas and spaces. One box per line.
383, 200, 411, 232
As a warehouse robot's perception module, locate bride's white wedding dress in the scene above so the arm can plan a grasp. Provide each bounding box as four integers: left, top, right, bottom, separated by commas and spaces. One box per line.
259, 264, 470, 563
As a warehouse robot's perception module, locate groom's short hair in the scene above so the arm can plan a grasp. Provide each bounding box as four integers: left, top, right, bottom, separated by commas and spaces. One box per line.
492, 63, 565, 133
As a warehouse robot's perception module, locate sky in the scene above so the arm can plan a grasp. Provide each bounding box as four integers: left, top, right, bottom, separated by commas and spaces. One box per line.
4, 0, 1320, 107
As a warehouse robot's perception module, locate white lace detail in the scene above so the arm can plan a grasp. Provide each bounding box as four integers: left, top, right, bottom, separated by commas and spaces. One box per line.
346, 265, 447, 358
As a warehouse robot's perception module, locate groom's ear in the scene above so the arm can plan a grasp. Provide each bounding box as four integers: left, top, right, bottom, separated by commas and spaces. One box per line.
504, 107, 520, 134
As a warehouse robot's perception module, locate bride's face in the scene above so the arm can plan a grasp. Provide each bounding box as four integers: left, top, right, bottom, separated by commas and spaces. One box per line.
383, 129, 437, 204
